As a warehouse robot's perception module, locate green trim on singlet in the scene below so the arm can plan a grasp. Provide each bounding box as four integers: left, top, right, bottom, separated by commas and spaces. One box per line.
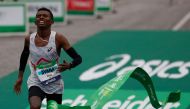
36, 60, 57, 69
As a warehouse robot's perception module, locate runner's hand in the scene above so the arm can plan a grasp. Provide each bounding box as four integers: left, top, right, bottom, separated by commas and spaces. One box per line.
14, 78, 23, 95
58, 60, 71, 72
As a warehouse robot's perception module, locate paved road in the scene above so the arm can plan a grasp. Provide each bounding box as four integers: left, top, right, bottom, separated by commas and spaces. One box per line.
0, 0, 190, 77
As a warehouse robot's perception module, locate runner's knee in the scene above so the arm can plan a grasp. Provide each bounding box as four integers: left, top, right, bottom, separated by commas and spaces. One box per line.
29, 96, 42, 109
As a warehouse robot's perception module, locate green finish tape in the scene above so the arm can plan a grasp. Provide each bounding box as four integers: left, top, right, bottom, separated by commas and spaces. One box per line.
88, 67, 180, 109
47, 67, 180, 109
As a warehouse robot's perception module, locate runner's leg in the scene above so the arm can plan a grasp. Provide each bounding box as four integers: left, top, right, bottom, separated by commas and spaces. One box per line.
46, 93, 62, 104
28, 86, 46, 109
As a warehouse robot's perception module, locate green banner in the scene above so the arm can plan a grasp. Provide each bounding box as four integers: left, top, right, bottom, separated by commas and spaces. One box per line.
0, 30, 189, 109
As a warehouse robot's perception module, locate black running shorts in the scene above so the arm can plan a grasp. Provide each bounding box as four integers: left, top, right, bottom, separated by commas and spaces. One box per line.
28, 86, 62, 104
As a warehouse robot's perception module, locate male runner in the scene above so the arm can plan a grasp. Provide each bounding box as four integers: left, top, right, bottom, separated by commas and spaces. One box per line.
14, 7, 82, 109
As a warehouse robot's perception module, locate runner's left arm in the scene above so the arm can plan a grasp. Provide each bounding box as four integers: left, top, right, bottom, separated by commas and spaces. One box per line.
56, 33, 82, 71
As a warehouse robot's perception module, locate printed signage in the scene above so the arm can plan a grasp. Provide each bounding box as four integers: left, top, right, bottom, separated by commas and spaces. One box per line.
0, 4, 27, 34
67, 0, 95, 15
27, 0, 66, 22
96, 0, 112, 11
0, 31, 189, 109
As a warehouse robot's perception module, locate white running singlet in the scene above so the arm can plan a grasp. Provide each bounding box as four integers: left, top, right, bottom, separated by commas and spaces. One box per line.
27, 31, 64, 94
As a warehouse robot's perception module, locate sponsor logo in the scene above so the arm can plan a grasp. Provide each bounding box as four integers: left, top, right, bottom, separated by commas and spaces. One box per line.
45, 77, 56, 85
40, 94, 180, 109
80, 54, 190, 81
73, 1, 91, 7
47, 47, 53, 52
38, 66, 57, 75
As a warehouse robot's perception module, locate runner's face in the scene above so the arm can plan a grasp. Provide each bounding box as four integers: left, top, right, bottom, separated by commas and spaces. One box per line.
35, 10, 53, 27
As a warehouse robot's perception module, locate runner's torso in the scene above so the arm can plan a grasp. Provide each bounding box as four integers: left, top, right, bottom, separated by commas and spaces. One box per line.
27, 31, 63, 94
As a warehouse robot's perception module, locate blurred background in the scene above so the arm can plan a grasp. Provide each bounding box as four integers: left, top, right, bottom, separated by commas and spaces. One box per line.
0, 0, 190, 109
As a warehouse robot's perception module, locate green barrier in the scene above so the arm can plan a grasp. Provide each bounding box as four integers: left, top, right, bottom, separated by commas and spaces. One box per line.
47, 67, 180, 109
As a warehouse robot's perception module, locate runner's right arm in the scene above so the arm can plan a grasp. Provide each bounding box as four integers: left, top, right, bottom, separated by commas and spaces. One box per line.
18, 36, 30, 79
14, 35, 30, 94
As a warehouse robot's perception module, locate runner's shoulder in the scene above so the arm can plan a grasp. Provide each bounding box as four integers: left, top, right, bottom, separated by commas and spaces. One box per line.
55, 32, 68, 42
24, 34, 30, 44
55, 32, 66, 38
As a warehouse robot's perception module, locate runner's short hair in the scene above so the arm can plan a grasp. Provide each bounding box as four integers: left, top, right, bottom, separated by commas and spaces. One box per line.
37, 7, 54, 21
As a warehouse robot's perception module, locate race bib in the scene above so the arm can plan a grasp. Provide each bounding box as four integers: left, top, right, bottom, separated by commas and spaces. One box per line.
36, 61, 61, 85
